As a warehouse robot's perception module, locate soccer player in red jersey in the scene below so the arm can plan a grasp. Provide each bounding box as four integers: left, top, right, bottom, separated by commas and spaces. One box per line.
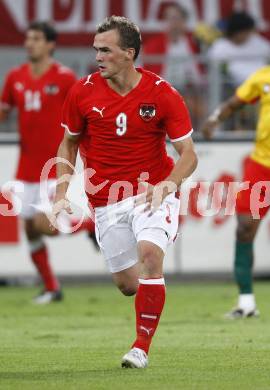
52, 16, 198, 367
0, 22, 81, 304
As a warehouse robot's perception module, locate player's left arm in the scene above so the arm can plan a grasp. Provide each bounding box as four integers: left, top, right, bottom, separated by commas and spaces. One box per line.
166, 136, 198, 187
138, 85, 197, 210
0, 71, 15, 122
139, 136, 197, 211
164, 86, 198, 187
51, 81, 84, 227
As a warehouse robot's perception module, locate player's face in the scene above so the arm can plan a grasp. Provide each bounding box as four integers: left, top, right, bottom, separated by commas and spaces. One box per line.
231, 30, 253, 45
164, 6, 187, 35
93, 30, 131, 79
24, 30, 54, 62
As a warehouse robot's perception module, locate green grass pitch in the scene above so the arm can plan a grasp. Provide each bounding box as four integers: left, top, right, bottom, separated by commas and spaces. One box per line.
0, 282, 270, 390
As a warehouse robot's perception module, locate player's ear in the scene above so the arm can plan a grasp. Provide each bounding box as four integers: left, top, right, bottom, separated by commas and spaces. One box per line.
126, 48, 136, 61
48, 41, 56, 56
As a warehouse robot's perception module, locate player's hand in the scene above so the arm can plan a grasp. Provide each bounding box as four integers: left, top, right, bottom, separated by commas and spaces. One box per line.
135, 179, 176, 213
50, 198, 72, 230
201, 118, 218, 140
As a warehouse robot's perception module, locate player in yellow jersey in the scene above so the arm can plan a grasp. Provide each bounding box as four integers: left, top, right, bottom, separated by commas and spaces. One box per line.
202, 66, 270, 318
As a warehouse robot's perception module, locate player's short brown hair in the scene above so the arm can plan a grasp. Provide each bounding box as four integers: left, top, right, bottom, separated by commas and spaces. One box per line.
159, 1, 188, 20
27, 21, 58, 42
96, 16, 141, 60
225, 12, 255, 37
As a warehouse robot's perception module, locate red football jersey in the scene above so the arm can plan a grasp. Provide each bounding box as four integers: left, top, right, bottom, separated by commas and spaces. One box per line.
0, 62, 76, 182
61, 68, 193, 208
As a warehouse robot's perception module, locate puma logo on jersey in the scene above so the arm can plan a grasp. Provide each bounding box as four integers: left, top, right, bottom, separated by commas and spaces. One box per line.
140, 326, 153, 336
14, 82, 24, 91
92, 106, 105, 117
84, 74, 94, 85
44, 84, 59, 95
155, 79, 165, 85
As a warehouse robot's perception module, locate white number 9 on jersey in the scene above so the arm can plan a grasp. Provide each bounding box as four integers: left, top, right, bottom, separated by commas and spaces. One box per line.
116, 113, 127, 136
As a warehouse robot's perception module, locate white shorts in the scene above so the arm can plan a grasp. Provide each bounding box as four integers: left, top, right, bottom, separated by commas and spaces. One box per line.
11, 180, 56, 219
95, 193, 180, 273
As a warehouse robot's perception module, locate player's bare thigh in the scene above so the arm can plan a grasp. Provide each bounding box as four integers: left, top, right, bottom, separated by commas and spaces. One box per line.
24, 218, 42, 241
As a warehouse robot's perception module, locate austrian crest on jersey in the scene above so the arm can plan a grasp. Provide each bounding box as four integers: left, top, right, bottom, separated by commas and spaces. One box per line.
44, 84, 59, 95
139, 103, 156, 122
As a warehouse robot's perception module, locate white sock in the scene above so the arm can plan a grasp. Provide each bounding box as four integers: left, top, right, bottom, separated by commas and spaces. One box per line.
238, 294, 256, 312
29, 238, 44, 253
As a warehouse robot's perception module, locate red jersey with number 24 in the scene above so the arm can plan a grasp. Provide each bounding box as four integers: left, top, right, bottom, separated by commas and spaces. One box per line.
0, 62, 76, 181
61, 68, 193, 208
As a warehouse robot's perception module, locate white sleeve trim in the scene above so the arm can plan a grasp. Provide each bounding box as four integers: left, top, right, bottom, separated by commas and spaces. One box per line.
61, 122, 81, 136
170, 128, 193, 143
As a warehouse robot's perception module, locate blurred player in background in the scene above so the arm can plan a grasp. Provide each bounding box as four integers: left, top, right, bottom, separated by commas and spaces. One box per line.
202, 66, 270, 318
143, 1, 201, 87
208, 12, 270, 87
52, 16, 197, 368
0, 21, 96, 304
143, 2, 204, 130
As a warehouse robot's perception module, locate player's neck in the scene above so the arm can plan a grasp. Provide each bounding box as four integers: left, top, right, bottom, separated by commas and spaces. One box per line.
168, 30, 184, 43
29, 57, 53, 78
107, 67, 142, 96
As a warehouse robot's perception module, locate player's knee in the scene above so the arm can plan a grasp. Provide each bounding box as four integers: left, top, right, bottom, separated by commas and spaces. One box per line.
236, 221, 255, 242
118, 283, 137, 296
33, 213, 58, 236
140, 248, 161, 276
24, 219, 40, 241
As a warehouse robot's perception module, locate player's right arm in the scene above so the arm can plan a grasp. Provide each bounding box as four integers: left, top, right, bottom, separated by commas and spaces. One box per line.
54, 131, 80, 203
51, 131, 80, 224
202, 68, 261, 139
0, 71, 15, 122
0, 108, 9, 122
51, 81, 85, 224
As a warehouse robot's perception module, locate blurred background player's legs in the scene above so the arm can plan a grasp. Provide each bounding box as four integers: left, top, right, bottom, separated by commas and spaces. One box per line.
25, 211, 97, 304
24, 217, 62, 304
33, 209, 98, 249
16, 181, 62, 304
228, 213, 261, 318
16, 180, 98, 304
227, 158, 270, 318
